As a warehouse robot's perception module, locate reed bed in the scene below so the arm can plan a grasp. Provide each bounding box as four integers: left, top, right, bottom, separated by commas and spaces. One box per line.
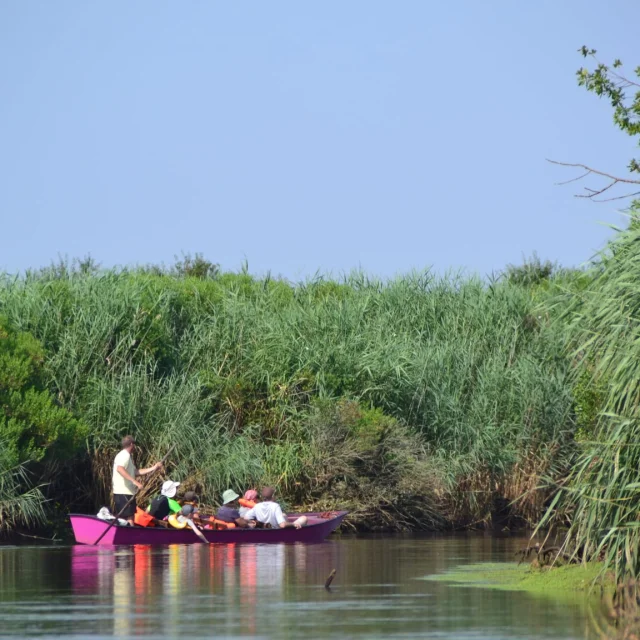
0, 263, 575, 530
539, 215, 640, 585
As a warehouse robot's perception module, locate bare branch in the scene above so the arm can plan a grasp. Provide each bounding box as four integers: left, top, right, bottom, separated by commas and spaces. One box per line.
592, 190, 640, 203
555, 171, 591, 186
547, 160, 640, 185
547, 159, 640, 201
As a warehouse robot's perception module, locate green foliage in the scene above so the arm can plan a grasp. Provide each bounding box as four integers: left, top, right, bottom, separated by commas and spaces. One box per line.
301, 398, 444, 529
171, 252, 219, 280
540, 210, 640, 584
0, 317, 86, 532
505, 253, 557, 288
0, 261, 576, 530
578, 47, 640, 165
0, 447, 46, 533
573, 47, 640, 204
572, 367, 607, 442
0, 317, 87, 468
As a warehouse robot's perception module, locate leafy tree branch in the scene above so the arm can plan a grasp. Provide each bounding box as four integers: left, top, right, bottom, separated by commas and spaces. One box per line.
550, 47, 640, 203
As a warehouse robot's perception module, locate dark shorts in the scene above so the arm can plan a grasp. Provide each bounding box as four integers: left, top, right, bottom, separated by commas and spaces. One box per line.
113, 494, 136, 519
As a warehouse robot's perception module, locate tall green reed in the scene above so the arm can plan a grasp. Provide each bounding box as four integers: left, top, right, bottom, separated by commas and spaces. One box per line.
539, 214, 640, 583
0, 264, 575, 527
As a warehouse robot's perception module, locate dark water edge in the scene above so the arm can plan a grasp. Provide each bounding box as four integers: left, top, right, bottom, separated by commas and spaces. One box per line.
0, 532, 602, 639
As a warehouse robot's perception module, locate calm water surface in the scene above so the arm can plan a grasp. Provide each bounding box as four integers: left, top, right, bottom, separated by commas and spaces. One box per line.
0, 534, 595, 639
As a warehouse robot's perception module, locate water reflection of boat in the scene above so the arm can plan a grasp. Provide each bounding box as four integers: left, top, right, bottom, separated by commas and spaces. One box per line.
70, 511, 347, 546
68, 537, 342, 638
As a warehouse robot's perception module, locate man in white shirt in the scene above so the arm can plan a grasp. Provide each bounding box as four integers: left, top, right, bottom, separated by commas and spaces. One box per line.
112, 435, 163, 524
243, 487, 304, 529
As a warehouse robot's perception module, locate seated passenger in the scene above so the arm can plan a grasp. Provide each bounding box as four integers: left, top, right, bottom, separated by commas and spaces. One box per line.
216, 489, 251, 528
242, 487, 306, 529
181, 490, 200, 510
238, 489, 258, 518
174, 505, 210, 544
147, 480, 182, 521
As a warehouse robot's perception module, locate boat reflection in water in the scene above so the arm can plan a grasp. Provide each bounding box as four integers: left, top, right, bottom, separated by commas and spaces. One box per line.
71, 540, 332, 637
3, 536, 598, 639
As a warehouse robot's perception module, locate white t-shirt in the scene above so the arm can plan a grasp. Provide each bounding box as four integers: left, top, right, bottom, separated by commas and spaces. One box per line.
244, 501, 286, 528
112, 449, 137, 495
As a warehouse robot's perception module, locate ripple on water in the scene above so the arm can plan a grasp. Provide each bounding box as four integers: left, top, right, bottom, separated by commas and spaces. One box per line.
0, 535, 592, 639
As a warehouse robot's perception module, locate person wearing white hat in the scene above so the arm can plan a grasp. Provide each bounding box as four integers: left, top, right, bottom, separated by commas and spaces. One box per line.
147, 479, 181, 521
161, 480, 181, 499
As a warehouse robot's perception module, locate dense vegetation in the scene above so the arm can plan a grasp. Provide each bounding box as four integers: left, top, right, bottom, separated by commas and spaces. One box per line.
0, 258, 577, 533
534, 47, 640, 588
3, 46, 640, 599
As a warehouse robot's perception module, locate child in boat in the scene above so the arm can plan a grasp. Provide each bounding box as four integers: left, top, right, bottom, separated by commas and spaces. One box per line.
173, 505, 210, 543
238, 489, 258, 518
181, 491, 200, 511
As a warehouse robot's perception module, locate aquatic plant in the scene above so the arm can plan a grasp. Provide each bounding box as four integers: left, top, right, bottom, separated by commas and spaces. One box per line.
0, 260, 575, 530
538, 212, 640, 585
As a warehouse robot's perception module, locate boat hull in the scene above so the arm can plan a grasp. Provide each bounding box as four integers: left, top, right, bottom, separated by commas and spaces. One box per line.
70, 511, 347, 546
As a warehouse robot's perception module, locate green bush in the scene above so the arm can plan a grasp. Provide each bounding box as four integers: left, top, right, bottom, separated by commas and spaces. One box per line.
0, 317, 87, 467
0, 316, 87, 532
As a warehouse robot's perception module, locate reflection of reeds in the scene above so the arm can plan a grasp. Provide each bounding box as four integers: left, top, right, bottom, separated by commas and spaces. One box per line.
588, 582, 640, 640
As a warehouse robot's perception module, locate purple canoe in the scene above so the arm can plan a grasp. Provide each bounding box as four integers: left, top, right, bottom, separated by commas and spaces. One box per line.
70, 511, 348, 546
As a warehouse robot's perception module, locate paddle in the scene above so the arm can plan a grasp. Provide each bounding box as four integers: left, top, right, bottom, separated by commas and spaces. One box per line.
92, 444, 177, 545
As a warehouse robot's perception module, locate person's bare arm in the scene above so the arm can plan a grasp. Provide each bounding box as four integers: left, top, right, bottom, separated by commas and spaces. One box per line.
187, 519, 210, 544
136, 462, 163, 476
117, 465, 142, 489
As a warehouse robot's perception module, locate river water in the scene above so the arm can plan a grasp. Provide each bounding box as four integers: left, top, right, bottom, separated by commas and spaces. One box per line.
0, 534, 599, 639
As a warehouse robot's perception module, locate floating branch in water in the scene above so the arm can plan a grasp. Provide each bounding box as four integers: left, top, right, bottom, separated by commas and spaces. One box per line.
325, 569, 336, 590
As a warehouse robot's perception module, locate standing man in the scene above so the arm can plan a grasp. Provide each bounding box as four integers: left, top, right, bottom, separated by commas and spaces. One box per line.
112, 435, 163, 525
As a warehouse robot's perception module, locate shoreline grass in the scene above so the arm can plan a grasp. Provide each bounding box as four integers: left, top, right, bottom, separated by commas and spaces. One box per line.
421, 561, 609, 597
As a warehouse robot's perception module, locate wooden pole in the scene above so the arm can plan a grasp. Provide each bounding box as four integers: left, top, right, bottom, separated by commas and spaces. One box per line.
92, 444, 176, 545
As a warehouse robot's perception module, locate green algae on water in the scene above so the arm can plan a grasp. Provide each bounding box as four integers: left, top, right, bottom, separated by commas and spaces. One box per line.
421, 562, 608, 596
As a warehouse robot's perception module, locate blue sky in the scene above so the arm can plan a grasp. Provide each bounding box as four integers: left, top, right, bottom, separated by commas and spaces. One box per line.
1, 1, 638, 280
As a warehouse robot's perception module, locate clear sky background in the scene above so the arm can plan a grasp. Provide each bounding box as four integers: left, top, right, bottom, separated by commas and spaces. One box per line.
1, 1, 638, 280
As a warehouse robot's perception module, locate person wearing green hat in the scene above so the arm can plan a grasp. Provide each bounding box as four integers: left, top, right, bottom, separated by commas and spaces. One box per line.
215, 489, 252, 528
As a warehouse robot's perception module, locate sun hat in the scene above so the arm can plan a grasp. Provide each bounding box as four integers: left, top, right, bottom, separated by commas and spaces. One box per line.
244, 489, 258, 501
183, 491, 199, 503
161, 480, 180, 498
222, 489, 240, 505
